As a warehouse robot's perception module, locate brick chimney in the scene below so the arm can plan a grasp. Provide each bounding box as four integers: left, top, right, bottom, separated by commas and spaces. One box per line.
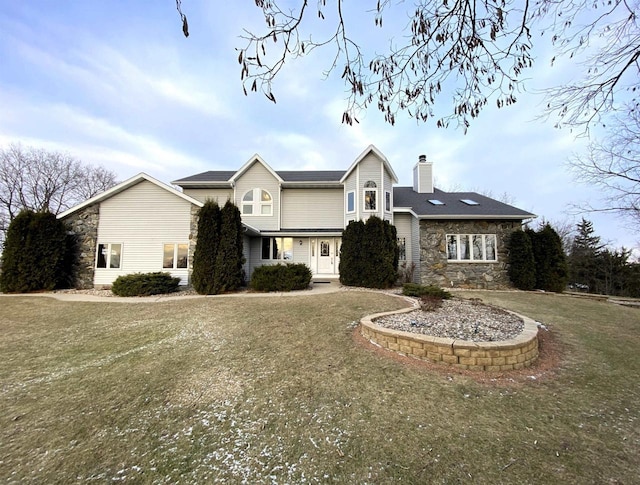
412, 154, 433, 193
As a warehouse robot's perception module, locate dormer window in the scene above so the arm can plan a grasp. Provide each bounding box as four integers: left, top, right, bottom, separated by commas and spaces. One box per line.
364, 181, 377, 211
242, 188, 273, 216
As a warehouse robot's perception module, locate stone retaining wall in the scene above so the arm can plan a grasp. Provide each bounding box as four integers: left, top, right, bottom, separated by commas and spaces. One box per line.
360, 306, 539, 371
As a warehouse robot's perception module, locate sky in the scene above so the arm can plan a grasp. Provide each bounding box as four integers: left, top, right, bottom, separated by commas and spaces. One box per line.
0, 1, 635, 253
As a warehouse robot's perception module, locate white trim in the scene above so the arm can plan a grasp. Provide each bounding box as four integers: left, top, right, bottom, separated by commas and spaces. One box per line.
339, 144, 399, 184
231, 154, 283, 183
57, 173, 203, 219
346, 190, 356, 214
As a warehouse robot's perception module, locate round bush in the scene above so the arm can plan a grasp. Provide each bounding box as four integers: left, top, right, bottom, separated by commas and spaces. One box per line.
111, 272, 181, 297
250, 263, 312, 292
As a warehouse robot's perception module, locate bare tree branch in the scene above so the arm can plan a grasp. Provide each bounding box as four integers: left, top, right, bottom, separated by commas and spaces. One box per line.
568, 102, 640, 226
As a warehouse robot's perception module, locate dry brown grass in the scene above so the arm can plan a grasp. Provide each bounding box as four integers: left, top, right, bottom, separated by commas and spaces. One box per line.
1, 290, 639, 483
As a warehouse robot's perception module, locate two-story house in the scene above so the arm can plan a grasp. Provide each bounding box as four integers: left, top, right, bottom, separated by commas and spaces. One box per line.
59, 145, 535, 289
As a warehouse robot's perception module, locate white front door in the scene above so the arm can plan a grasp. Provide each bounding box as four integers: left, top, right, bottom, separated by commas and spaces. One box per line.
318, 239, 333, 274
314, 237, 341, 275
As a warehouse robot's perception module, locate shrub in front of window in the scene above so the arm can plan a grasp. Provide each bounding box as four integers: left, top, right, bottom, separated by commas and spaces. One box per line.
0, 209, 75, 292
191, 200, 222, 294
508, 230, 536, 290
249, 263, 312, 292
214, 200, 245, 293
111, 272, 180, 297
402, 283, 452, 299
340, 216, 398, 288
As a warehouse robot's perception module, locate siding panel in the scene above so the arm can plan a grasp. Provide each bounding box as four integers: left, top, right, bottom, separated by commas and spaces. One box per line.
281, 189, 344, 229
183, 188, 233, 204
95, 181, 194, 286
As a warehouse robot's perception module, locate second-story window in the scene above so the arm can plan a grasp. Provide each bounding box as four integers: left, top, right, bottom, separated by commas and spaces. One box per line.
242, 188, 273, 216
364, 180, 377, 211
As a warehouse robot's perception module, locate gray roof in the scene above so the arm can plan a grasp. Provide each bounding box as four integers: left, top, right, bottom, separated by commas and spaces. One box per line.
174, 171, 236, 184
393, 187, 535, 219
174, 170, 346, 185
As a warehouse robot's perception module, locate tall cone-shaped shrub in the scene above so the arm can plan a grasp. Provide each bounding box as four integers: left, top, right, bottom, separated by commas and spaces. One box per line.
191, 200, 222, 294
213, 200, 245, 292
508, 229, 536, 290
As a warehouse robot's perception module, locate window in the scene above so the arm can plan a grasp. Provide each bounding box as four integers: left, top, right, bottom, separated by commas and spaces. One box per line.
446, 234, 497, 262
242, 188, 272, 216
261, 237, 293, 260
428, 199, 445, 205
397, 237, 406, 260
461, 199, 479, 206
96, 243, 122, 269
385, 191, 391, 212
163, 243, 188, 269
346, 191, 355, 213
364, 180, 377, 211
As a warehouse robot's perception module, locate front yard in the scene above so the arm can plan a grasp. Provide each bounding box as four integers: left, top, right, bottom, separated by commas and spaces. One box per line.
1, 291, 638, 483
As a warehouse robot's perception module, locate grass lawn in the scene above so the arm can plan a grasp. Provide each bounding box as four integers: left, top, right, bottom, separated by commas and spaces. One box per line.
1, 290, 639, 483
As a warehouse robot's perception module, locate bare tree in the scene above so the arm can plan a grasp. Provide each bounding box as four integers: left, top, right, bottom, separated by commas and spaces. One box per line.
176, 0, 639, 131
568, 104, 640, 227
0, 144, 118, 240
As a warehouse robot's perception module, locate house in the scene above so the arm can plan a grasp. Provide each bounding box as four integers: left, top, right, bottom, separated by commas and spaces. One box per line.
58, 145, 535, 290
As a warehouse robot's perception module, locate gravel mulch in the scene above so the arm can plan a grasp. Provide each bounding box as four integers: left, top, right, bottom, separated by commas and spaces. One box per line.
373, 297, 524, 342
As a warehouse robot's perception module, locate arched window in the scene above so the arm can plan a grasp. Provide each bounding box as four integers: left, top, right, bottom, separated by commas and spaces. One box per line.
242, 188, 273, 216
364, 180, 377, 211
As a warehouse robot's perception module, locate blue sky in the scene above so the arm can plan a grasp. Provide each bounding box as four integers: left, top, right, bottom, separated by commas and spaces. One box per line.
0, 1, 634, 252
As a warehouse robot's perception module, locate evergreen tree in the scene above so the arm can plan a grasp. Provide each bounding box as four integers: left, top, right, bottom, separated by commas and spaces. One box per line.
339, 216, 398, 288
0, 210, 74, 292
338, 220, 365, 286
508, 229, 536, 290
568, 218, 604, 292
213, 200, 245, 292
191, 200, 222, 294
530, 223, 569, 293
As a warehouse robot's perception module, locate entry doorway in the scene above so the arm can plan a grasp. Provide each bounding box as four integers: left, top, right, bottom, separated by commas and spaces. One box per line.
311, 237, 341, 276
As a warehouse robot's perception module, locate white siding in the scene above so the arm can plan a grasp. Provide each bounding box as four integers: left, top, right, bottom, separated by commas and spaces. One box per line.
281, 189, 344, 229
183, 188, 233, 204
395, 213, 421, 283
234, 162, 280, 231
343, 172, 358, 224
246, 237, 311, 279
95, 180, 194, 286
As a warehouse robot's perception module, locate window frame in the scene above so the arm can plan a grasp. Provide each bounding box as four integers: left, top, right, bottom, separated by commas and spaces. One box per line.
385, 191, 391, 212
346, 190, 355, 213
363, 180, 377, 212
163, 243, 189, 269
397, 237, 406, 261
96, 243, 123, 269
241, 188, 273, 216
446, 234, 497, 262
261, 237, 293, 261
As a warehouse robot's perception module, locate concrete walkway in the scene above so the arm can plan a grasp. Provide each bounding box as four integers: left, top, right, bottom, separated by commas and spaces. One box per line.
1, 280, 343, 303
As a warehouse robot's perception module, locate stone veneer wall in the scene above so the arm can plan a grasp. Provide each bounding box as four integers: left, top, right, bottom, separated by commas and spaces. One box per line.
63, 204, 99, 289
188, 205, 199, 282
419, 220, 521, 289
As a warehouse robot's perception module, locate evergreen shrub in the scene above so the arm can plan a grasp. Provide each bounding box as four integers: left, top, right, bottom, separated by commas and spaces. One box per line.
111, 272, 181, 297
508, 230, 536, 290
250, 263, 312, 292
0, 210, 75, 293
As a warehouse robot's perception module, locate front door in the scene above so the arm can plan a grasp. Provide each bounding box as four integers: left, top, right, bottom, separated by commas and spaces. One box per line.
314, 237, 341, 276
317, 239, 333, 274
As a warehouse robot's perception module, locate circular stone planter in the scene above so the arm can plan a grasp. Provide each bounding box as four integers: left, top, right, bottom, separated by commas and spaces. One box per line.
360, 303, 539, 371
